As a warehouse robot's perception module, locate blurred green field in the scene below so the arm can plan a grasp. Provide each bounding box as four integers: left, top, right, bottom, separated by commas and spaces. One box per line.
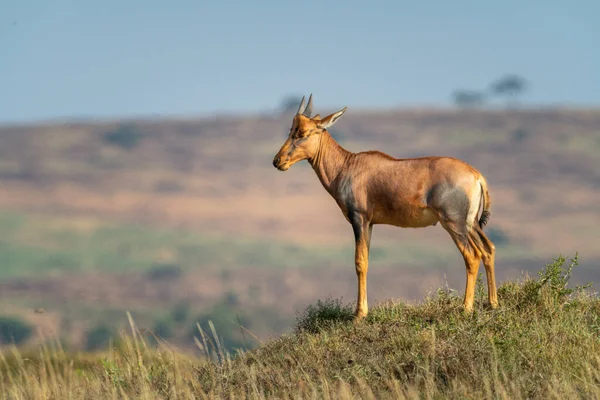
1, 108, 598, 354
0, 205, 545, 354
0, 209, 540, 280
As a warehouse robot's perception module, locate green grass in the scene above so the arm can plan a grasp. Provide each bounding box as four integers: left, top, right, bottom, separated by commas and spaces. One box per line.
0, 210, 354, 278
0, 209, 536, 280
1, 254, 599, 399
563, 133, 600, 157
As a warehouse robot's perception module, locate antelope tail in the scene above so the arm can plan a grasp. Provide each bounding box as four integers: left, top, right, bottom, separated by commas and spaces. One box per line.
478, 177, 492, 229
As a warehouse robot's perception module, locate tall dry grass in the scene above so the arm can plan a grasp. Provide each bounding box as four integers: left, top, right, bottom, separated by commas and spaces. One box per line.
1, 254, 599, 399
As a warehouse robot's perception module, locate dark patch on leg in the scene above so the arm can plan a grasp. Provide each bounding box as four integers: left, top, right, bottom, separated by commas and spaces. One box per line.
427, 184, 470, 221
349, 210, 364, 242
338, 175, 363, 243
338, 176, 355, 211
336, 175, 360, 228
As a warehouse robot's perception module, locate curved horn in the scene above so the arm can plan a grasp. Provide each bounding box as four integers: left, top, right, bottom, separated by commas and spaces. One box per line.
296, 95, 307, 115
302, 93, 313, 117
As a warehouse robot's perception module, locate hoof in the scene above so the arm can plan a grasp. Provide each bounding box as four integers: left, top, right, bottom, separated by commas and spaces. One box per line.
353, 313, 367, 324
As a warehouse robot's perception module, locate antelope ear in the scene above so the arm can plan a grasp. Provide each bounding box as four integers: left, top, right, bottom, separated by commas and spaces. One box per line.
312, 114, 321, 121
317, 107, 347, 129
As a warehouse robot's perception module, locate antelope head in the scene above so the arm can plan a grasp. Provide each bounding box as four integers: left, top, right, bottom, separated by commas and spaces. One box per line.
273, 94, 347, 171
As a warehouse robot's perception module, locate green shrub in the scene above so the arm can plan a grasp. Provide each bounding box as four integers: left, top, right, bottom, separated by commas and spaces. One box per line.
516, 252, 592, 308
293, 297, 354, 334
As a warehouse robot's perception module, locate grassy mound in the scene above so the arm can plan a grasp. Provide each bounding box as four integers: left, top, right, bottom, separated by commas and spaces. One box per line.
2, 254, 600, 399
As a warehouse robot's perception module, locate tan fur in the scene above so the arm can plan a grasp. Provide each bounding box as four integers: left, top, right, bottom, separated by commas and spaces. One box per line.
273, 96, 498, 320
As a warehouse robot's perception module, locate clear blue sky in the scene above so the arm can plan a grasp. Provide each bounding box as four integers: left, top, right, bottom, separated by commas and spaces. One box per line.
1, 0, 599, 123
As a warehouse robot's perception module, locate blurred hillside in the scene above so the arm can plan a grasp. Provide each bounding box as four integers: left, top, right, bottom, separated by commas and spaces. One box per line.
0, 107, 599, 352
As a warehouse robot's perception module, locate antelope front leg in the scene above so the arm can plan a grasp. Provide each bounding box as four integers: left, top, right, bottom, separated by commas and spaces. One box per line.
351, 215, 372, 322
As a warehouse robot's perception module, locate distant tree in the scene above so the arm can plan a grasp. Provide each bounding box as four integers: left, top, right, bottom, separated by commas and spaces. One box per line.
489, 74, 528, 108
279, 95, 304, 115
102, 124, 143, 150
452, 90, 486, 109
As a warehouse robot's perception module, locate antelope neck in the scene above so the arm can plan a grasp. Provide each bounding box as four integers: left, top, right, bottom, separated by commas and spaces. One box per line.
309, 131, 352, 194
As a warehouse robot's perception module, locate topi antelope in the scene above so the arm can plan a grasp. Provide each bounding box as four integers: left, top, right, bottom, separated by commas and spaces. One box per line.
272, 94, 498, 321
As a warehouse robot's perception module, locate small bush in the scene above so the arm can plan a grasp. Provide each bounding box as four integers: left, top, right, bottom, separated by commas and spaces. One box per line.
152, 319, 174, 340
293, 297, 354, 334
0, 316, 33, 345
512, 128, 532, 142
146, 264, 182, 281
486, 226, 510, 247
170, 302, 190, 324
497, 254, 586, 311
102, 124, 142, 150
84, 323, 115, 351
528, 252, 591, 304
